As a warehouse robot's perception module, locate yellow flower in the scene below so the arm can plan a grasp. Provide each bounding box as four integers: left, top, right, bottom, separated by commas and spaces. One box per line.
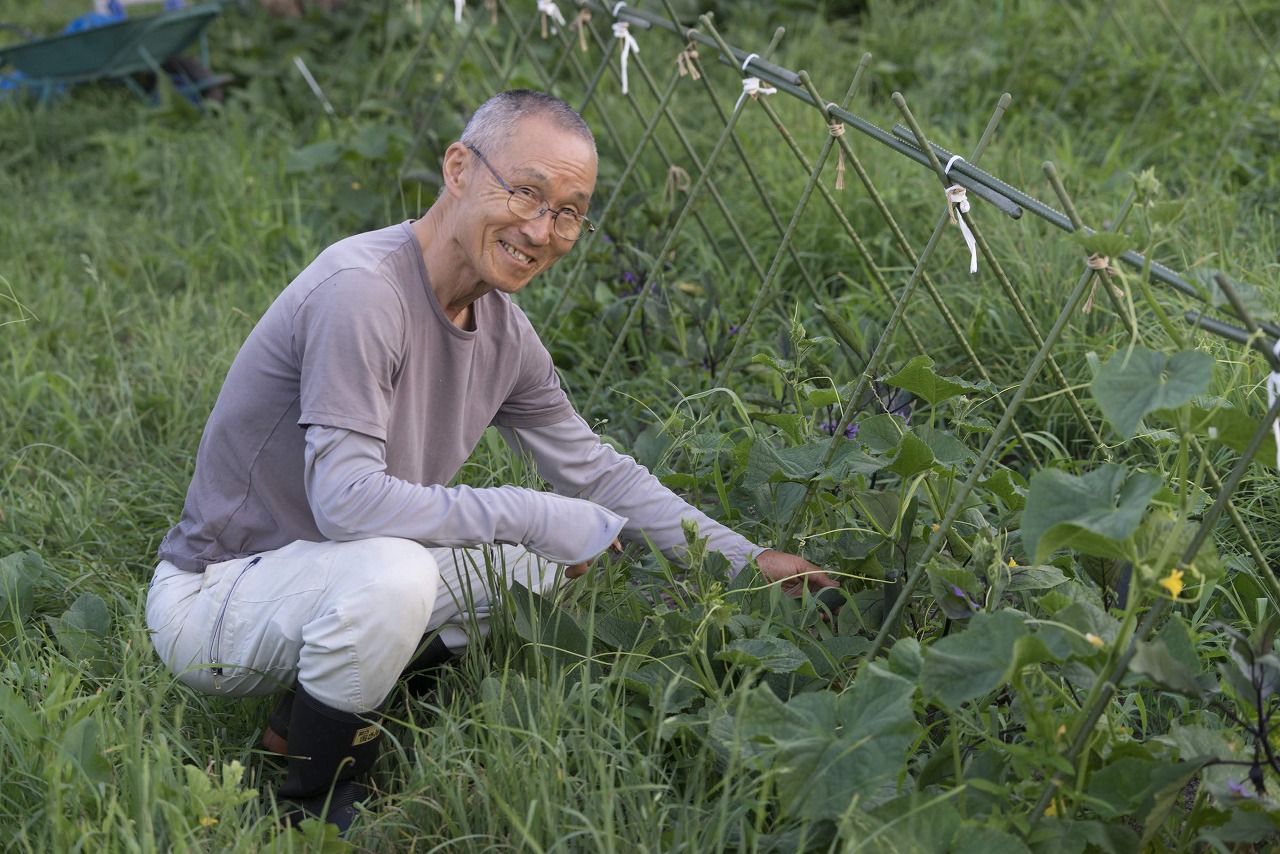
1044, 800, 1058, 817
199, 816, 218, 827
1008, 557, 1017, 568
1085, 633, 1104, 649
1159, 568, 1185, 599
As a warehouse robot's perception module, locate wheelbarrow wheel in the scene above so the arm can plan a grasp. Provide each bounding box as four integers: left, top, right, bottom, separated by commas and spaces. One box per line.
162, 55, 228, 103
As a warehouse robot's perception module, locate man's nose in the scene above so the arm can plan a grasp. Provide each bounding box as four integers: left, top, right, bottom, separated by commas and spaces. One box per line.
517, 210, 554, 245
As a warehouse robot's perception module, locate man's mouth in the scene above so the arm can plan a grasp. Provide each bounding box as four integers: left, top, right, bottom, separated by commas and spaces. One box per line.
499, 240, 534, 265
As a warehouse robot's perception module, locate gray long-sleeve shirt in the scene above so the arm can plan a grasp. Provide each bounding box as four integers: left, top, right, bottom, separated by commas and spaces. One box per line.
159, 221, 760, 573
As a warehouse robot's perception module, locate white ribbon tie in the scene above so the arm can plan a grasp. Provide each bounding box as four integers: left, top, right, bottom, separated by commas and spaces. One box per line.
454, 0, 464, 24
944, 155, 977, 274
612, 21, 639, 94
734, 54, 776, 110
538, 0, 565, 35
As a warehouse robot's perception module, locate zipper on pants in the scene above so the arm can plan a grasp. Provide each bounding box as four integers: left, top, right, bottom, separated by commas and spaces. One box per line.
208, 556, 261, 690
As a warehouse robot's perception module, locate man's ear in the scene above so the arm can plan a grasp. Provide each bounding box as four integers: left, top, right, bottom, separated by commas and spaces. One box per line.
441, 142, 470, 198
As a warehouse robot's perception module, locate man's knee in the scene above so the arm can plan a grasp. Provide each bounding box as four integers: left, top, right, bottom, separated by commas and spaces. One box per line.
338, 537, 440, 641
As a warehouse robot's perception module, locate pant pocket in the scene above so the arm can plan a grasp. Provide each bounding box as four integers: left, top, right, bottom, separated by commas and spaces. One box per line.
207, 556, 261, 690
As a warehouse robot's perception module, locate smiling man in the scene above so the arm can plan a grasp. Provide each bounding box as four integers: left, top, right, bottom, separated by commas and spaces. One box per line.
145, 90, 836, 831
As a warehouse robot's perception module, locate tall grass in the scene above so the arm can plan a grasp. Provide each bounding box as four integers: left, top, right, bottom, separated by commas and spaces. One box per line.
2, 0, 1279, 849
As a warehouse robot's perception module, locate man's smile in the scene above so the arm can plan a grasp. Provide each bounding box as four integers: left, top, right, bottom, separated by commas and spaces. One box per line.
499, 239, 534, 265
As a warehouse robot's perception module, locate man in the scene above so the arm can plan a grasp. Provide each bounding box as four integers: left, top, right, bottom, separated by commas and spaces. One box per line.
146, 89, 836, 831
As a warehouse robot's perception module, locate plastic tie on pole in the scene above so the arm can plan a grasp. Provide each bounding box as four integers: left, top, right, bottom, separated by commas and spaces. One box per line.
1269, 340, 1280, 470
734, 54, 775, 110
537, 0, 565, 37
454, 0, 464, 25
944, 155, 977, 274
611, 6, 639, 95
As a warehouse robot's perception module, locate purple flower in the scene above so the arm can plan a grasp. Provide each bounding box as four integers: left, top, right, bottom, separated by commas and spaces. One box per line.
820, 420, 861, 439
949, 585, 979, 611
728, 325, 740, 335
1227, 779, 1254, 799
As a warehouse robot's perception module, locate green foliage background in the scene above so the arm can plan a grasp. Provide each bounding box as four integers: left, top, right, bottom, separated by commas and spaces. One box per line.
2, 0, 1280, 850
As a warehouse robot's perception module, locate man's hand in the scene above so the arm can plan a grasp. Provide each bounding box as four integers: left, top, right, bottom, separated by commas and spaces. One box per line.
755, 549, 839, 597
564, 539, 622, 579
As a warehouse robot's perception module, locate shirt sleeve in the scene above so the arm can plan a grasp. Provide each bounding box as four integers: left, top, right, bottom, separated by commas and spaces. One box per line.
293, 270, 406, 440
303, 425, 624, 565
496, 414, 765, 575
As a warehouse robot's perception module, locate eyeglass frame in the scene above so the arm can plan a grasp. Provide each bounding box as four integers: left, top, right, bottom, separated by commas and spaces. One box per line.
463, 143, 596, 242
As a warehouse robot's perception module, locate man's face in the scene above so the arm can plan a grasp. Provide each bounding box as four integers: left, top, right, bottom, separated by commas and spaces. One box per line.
457, 116, 597, 295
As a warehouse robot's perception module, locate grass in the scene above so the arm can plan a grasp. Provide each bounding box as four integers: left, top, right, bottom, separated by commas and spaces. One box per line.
3, 0, 1280, 849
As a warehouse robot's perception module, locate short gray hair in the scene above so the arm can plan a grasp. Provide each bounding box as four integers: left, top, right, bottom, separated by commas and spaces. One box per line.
460, 90, 596, 157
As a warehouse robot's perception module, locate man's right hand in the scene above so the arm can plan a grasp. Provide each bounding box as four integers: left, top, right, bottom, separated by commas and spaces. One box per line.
564, 538, 622, 578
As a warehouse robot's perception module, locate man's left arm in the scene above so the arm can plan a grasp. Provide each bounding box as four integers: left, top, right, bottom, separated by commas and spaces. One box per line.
497, 414, 836, 591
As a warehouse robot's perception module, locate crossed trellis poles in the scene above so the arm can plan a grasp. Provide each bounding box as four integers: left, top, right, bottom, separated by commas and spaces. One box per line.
393, 0, 1279, 825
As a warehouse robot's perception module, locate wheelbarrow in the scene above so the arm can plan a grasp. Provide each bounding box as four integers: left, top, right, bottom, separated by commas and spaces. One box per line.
0, 2, 231, 105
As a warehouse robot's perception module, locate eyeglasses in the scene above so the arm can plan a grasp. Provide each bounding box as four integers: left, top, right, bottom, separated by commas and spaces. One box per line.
465, 143, 596, 242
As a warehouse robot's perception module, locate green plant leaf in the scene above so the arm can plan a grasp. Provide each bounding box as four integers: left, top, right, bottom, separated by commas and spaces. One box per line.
1069, 230, 1134, 258
914, 424, 975, 469
954, 824, 1033, 854
1092, 347, 1214, 440
1022, 464, 1162, 564
60, 717, 113, 785
284, 140, 343, 174
713, 667, 918, 820
887, 637, 922, 679
1158, 398, 1279, 470
920, 610, 1028, 709
857, 412, 906, 454
1001, 564, 1069, 592
0, 684, 43, 742
926, 554, 983, 619
0, 549, 42, 624
741, 438, 882, 491
885, 430, 934, 477
862, 795, 962, 853
716, 637, 818, 677
882, 355, 992, 405
1085, 757, 1206, 821
980, 468, 1027, 511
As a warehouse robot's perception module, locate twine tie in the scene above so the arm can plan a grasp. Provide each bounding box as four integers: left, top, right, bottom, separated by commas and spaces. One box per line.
1081, 253, 1123, 313
827, 105, 845, 190
611, 10, 640, 95
1268, 340, 1280, 470
944, 155, 977, 274
538, 0, 565, 37
571, 8, 591, 52
677, 40, 700, 80
661, 164, 691, 210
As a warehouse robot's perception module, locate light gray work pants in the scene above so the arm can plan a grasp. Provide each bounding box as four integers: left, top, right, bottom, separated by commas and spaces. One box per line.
145, 537, 557, 713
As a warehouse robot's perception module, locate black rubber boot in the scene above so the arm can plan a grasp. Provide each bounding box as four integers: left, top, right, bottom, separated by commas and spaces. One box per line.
400, 634, 459, 696
277, 686, 384, 833
264, 636, 457, 754
262, 689, 294, 755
